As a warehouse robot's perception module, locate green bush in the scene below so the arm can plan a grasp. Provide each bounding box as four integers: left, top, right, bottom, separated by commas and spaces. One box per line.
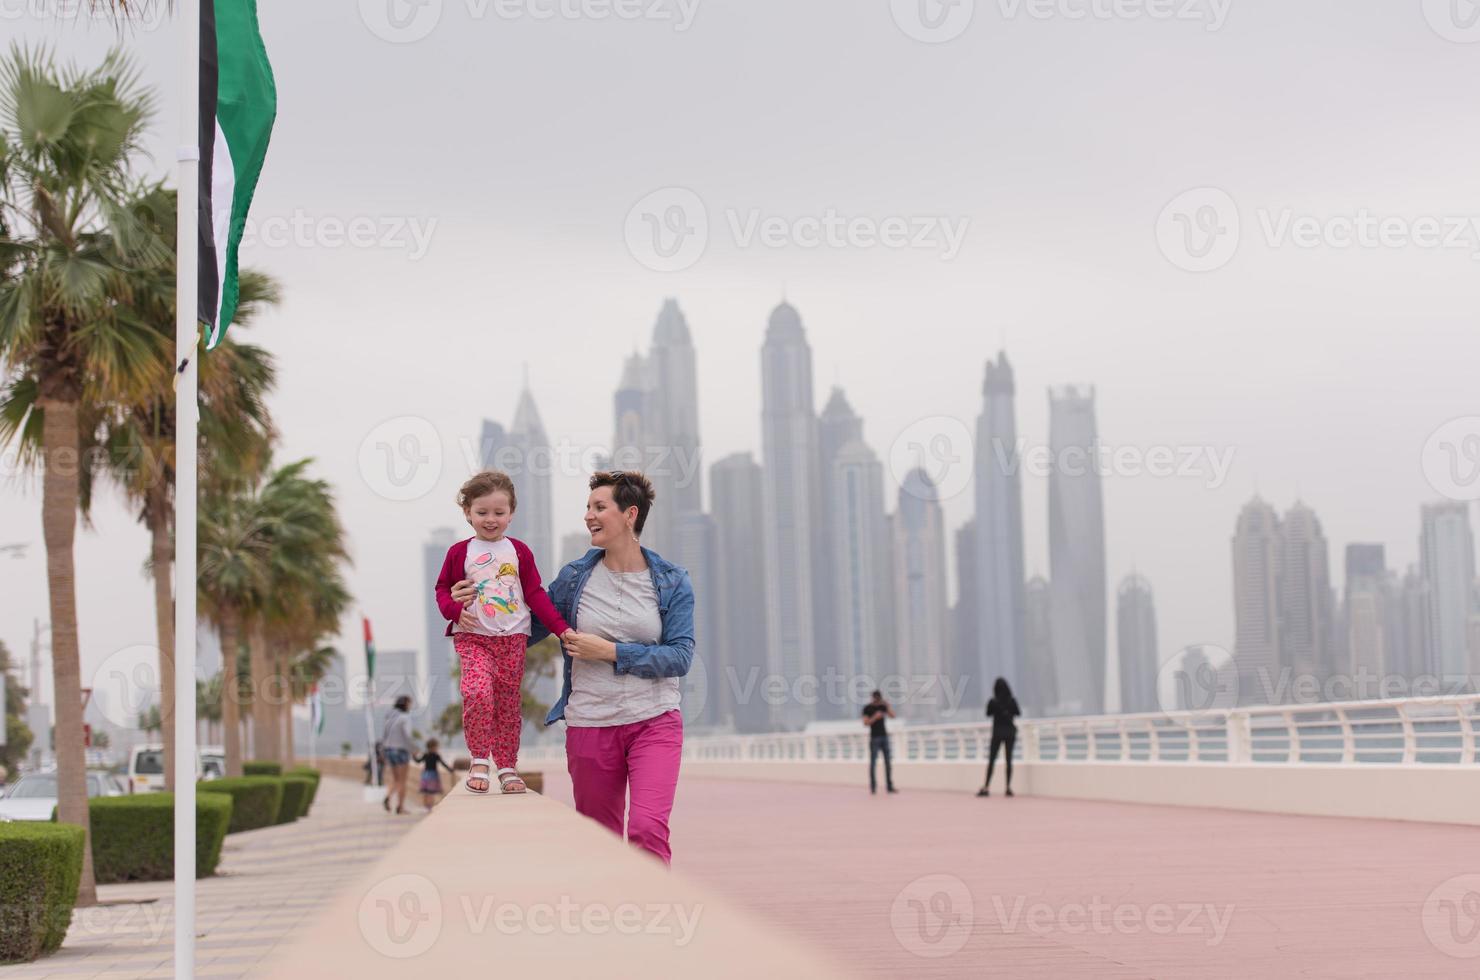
242, 761, 282, 777
287, 766, 320, 813
0, 823, 84, 963
276, 777, 313, 824
88, 794, 232, 883
198, 777, 283, 833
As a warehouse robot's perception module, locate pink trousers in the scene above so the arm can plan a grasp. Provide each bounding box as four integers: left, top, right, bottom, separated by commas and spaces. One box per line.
565, 709, 683, 866
455, 632, 526, 771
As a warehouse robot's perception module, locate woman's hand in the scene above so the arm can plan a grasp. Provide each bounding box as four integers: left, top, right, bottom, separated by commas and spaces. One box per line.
563, 630, 617, 663
450, 579, 476, 605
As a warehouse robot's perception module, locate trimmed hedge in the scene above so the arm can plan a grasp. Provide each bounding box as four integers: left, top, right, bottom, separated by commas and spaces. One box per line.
0, 823, 84, 963
88, 794, 233, 883
276, 777, 313, 824
242, 761, 282, 777
198, 777, 284, 833
284, 769, 319, 817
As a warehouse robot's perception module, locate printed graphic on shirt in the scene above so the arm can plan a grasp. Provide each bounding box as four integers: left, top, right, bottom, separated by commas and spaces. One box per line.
463, 539, 530, 635
471, 554, 521, 617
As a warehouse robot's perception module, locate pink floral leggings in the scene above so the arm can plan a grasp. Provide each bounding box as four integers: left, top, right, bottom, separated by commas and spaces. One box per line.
455, 632, 526, 770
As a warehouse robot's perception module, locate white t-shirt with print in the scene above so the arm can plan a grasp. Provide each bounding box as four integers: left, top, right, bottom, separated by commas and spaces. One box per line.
455, 537, 531, 637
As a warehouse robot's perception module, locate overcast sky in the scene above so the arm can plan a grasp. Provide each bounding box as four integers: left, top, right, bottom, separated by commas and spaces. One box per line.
4, 0, 1478, 717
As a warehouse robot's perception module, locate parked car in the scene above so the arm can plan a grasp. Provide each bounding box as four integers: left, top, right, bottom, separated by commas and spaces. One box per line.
0, 772, 127, 821
128, 744, 223, 790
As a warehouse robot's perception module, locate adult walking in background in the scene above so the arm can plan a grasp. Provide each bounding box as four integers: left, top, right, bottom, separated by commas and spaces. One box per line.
863, 689, 897, 794
382, 695, 416, 814
977, 677, 1020, 797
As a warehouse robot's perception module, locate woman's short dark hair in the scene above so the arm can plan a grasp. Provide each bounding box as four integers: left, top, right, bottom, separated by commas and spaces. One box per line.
589, 471, 656, 535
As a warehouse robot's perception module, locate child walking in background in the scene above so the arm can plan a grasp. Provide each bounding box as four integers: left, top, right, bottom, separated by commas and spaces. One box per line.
434, 471, 572, 794
413, 739, 456, 811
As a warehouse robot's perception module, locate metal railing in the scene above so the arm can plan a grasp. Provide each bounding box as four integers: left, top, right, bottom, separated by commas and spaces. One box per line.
536, 695, 1480, 768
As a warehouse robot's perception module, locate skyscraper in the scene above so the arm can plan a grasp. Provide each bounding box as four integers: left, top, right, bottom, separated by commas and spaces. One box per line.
479, 381, 555, 570
644, 299, 703, 553
672, 510, 718, 729
893, 469, 949, 720
831, 438, 893, 696
760, 301, 821, 729
973, 353, 1027, 711
817, 387, 864, 710
1047, 385, 1106, 715
948, 520, 978, 722
1398, 565, 1434, 678
559, 531, 591, 568
1420, 501, 1478, 678
1232, 498, 1282, 705
423, 527, 460, 729
711, 452, 769, 733
1279, 502, 1333, 691
1116, 574, 1158, 714
1344, 544, 1389, 686
1024, 575, 1056, 714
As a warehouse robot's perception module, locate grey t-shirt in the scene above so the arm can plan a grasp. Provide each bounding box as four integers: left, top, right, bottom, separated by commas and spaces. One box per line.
382, 711, 414, 751
564, 561, 678, 728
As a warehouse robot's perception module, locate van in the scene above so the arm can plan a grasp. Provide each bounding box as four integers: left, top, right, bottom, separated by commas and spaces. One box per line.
127, 745, 213, 791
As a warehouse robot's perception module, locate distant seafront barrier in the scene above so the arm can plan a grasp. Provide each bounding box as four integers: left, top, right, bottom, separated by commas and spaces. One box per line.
522, 695, 1480, 826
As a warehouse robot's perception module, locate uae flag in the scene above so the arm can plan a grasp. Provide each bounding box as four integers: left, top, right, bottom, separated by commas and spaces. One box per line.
199, 0, 277, 350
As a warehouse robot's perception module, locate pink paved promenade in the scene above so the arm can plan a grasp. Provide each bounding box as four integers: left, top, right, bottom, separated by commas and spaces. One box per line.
541, 770, 1480, 978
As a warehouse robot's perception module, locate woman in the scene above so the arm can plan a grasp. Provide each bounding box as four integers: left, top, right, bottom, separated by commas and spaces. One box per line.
977, 677, 1020, 797
454, 470, 694, 864
382, 695, 416, 814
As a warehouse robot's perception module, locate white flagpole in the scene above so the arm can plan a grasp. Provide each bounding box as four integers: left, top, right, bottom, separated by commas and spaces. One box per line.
174, 0, 201, 977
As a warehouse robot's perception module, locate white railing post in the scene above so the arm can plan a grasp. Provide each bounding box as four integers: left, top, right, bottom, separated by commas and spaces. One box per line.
1337, 707, 1355, 764
1227, 710, 1251, 764
1023, 722, 1040, 763
1458, 704, 1475, 765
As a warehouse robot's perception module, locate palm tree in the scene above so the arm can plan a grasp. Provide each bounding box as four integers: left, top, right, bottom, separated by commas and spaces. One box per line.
0, 45, 162, 906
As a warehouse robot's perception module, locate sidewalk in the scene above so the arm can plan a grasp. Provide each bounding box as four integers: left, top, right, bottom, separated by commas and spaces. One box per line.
0, 777, 421, 980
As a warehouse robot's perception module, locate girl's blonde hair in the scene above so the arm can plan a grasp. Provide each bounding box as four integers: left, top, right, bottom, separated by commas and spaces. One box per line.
458, 470, 518, 512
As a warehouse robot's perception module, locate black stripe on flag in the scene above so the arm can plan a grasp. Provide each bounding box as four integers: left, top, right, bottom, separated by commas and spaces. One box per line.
198, 0, 220, 329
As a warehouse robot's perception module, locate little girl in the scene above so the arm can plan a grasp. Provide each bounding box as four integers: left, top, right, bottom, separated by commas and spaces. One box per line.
413, 738, 455, 811
434, 470, 572, 794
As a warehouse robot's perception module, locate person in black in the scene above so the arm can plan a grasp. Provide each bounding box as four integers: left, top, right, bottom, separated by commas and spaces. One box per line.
977, 677, 1020, 797
862, 690, 897, 794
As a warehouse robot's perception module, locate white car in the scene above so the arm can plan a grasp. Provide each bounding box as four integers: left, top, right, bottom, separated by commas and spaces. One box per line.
0, 772, 128, 821
128, 744, 222, 791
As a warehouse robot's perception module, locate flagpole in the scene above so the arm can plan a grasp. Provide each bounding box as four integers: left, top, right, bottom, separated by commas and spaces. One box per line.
174, 0, 201, 976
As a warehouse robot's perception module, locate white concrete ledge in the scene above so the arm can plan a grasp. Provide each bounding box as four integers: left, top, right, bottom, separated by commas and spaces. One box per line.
682, 759, 1480, 826
259, 778, 841, 976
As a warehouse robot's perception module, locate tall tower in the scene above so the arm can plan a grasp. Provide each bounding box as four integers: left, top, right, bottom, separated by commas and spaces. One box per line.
508, 383, 555, 570
711, 452, 769, 733
973, 353, 1027, 709
611, 352, 650, 476
893, 469, 949, 720
1421, 501, 1478, 678
1116, 574, 1158, 714
1344, 543, 1389, 686
645, 298, 703, 552
1232, 498, 1282, 705
817, 386, 864, 707
1024, 575, 1056, 715
1279, 502, 1333, 691
949, 520, 978, 721
760, 301, 821, 729
1047, 385, 1107, 715
830, 439, 893, 696
423, 527, 460, 732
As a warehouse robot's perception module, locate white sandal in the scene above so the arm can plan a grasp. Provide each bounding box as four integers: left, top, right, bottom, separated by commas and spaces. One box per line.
496, 768, 527, 794
466, 758, 492, 794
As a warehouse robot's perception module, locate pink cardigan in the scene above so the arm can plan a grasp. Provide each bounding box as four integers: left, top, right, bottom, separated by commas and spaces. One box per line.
433, 536, 571, 639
